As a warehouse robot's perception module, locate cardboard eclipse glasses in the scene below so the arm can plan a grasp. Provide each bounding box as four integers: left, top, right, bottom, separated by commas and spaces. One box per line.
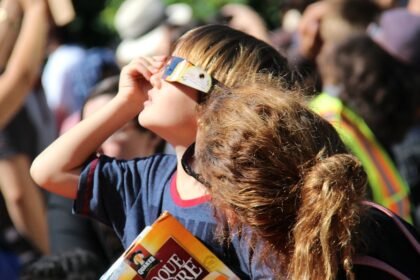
162, 56, 213, 93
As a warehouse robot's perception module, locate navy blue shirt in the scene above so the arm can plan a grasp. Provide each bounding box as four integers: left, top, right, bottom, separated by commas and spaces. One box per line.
73, 154, 271, 279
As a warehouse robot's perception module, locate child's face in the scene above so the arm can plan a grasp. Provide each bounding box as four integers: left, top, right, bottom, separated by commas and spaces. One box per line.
138, 56, 201, 145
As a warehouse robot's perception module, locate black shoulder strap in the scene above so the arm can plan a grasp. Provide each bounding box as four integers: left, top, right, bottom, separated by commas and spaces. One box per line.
353, 201, 420, 279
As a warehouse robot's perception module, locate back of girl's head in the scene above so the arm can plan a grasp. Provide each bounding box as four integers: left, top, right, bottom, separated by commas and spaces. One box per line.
173, 24, 295, 88
195, 76, 367, 279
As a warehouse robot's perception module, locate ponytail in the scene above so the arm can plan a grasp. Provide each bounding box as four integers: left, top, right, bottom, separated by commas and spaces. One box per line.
290, 153, 367, 280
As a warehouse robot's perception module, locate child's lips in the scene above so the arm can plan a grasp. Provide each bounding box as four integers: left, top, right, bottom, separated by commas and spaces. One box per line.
143, 98, 152, 106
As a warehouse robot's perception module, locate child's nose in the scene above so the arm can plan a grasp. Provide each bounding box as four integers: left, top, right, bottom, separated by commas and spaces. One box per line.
150, 73, 162, 89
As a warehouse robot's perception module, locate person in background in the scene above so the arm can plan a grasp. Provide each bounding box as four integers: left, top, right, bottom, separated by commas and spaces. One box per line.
289, 0, 381, 94
42, 0, 113, 131
0, 0, 50, 259
312, 7, 420, 222
213, 3, 272, 44
114, 0, 196, 66
0, 0, 49, 127
391, 3, 420, 230
58, 47, 120, 135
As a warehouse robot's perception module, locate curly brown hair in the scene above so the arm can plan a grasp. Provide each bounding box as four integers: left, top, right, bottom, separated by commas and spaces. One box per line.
195, 76, 367, 279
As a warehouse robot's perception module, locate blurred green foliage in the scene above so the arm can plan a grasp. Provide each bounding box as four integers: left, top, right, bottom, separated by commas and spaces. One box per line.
249, 0, 282, 29
97, 0, 284, 33
163, 0, 283, 29
75, 0, 288, 47
100, 0, 125, 31
63, 0, 120, 46
164, 0, 247, 23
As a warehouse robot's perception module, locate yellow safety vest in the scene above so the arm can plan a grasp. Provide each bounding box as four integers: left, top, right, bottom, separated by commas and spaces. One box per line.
311, 93, 412, 222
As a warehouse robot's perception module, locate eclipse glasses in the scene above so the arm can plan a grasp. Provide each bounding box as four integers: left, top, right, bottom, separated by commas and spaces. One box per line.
162, 56, 213, 93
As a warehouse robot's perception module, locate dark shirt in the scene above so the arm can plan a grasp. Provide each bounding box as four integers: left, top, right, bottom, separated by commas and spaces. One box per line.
73, 154, 270, 279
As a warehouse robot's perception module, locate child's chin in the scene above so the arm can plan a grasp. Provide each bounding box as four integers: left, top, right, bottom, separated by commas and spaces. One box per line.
138, 114, 155, 130
137, 113, 147, 127
143, 100, 152, 107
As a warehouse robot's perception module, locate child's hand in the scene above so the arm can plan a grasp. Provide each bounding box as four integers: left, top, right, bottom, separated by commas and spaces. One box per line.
118, 56, 166, 107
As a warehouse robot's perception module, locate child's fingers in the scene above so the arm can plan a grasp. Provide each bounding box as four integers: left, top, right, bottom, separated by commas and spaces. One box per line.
152, 55, 168, 69
143, 56, 166, 73
120, 58, 152, 98
153, 55, 168, 61
122, 56, 166, 91
127, 57, 154, 80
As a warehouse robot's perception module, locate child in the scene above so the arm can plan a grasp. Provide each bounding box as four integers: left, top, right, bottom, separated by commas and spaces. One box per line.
30, 24, 293, 278
192, 77, 420, 279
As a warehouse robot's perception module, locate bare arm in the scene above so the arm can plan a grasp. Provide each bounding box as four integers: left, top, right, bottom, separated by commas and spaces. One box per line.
296, 1, 328, 61
0, 0, 49, 128
0, 0, 22, 68
30, 57, 164, 198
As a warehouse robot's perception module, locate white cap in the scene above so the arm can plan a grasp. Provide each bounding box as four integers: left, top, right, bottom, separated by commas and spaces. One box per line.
115, 3, 193, 65
166, 3, 193, 26
114, 0, 166, 40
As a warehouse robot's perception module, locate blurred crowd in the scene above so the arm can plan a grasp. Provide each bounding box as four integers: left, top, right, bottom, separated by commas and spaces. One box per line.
0, 0, 419, 278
